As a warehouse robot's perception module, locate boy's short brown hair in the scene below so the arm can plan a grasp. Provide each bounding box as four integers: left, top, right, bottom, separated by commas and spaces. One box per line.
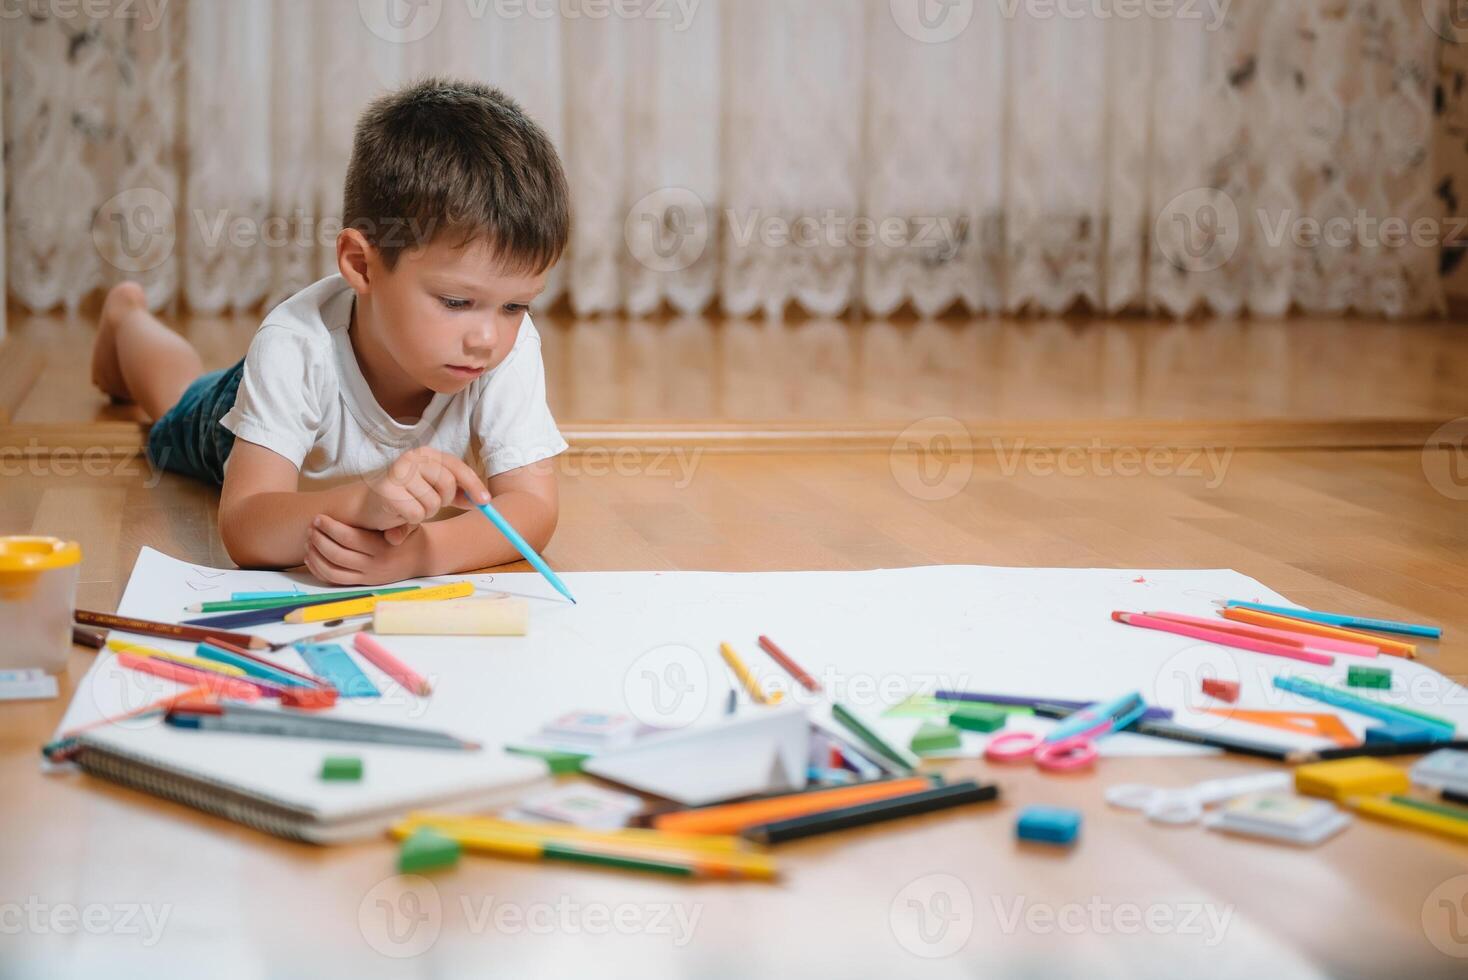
343, 78, 569, 273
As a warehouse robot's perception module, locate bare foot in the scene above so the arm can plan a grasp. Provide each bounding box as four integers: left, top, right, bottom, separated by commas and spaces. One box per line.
92, 281, 148, 401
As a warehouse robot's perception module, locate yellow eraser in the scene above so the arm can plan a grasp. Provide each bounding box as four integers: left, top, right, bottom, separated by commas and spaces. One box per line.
373, 597, 528, 636
1295, 758, 1410, 801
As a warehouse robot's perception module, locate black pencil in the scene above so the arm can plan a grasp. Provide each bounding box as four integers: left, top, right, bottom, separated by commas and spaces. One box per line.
1032, 703, 1297, 762
739, 780, 998, 845
1287, 739, 1468, 763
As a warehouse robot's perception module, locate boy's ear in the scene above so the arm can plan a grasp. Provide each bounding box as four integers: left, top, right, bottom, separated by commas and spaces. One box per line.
336, 228, 376, 294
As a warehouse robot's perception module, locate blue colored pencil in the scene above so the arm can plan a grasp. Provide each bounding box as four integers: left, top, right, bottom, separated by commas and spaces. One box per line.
1224, 601, 1440, 639
232, 590, 302, 601
475, 501, 576, 603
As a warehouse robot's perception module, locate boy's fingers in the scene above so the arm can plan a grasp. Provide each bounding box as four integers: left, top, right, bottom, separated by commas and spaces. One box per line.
315, 515, 377, 553
305, 541, 360, 586
309, 529, 367, 572
437, 454, 491, 506
406, 478, 442, 522
426, 466, 457, 510
384, 524, 419, 546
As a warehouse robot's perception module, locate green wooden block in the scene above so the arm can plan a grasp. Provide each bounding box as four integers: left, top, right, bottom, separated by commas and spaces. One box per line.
321, 756, 363, 781
948, 704, 1008, 733
1347, 665, 1392, 690
398, 828, 461, 874
910, 722, 962, 755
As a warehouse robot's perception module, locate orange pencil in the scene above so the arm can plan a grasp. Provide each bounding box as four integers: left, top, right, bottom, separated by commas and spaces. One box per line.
758, 635, 821, 692
653, 777, 933, 835
1222, 607, 1416, 659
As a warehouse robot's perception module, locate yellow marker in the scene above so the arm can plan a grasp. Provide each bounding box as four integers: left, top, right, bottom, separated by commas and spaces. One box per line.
719, 642, 782, 706
285, 580, 474, 623
106, 639, 248, 677
398, 813, 753, 855
1347, 795, 1468, 842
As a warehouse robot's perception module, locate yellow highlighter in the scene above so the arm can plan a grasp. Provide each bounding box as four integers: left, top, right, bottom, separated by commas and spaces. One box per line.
106, 639, 248, 677
285, 580, 474, 623
719, 642, 782, 706
1347, 795, 1468, 843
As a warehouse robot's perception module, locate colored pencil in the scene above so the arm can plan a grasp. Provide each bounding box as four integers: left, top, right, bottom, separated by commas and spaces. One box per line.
166, 703, 479, 750
741, 780, 998, 844
1145, 611, 1379, 657
829, 702, 921, 773
197, 638, 329, 688
399, 814, 755, 855
284, 580, 474, 624
195, 642, 319, 689
1222, 600, 1440, 639
934, 690, 1174, 722
268, 622, 365, 651
76, 609, 269, 650
1273, 676, 1455, 735
1220, 607, 1416, 658
189, 586, 420, 614
232, 590, 302, 601
1345, 795, 1468, 841
184, 590, 416, 629
757, 635, 821, 692
1119, 715, 1295, 762
353, 632, 431, 696
653, 776, 934, 835
1112, 611, 1335, 666
394, 824, 777, 880
1387, 794, 1468, 822
112, 653, 265, 701
106, 639, 248, 677
42, 685, 214, 762
71, 625, 107, 649
474, 501, 577, 604
719, 642, 781, 705
1288, 739, 1468, 763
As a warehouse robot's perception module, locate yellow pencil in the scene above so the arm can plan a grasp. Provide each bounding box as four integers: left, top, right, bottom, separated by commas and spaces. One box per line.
1347, 795, 1468, 842
284, 580, 474, 623
106, 639, 248, 677
719, 642, 782, 705
390, 822, 779, 880
398, 813, 753, 854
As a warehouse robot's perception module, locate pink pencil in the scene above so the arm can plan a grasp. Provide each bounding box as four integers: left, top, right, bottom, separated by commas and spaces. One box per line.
1144, 611, 1378, 658
114, 653, 265, 701
1112, 611, 1335, 667
354, 633, 431, 696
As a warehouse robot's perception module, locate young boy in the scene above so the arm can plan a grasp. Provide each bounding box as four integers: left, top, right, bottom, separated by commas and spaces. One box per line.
90, 78, 569, 586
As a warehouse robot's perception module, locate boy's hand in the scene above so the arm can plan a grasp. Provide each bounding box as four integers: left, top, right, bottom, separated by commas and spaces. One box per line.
305, 515, 425, 586
356, 447, 490, 543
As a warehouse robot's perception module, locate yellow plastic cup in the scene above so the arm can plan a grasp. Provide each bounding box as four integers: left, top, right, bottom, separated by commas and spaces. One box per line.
0, 536, 83, 674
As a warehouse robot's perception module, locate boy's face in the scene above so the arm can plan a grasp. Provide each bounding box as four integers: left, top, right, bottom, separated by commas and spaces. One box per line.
362, 236, 547, 394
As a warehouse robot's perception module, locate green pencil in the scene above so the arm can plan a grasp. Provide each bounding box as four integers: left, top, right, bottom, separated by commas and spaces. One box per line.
830, 702, 921, 773
185, 585, 420, 614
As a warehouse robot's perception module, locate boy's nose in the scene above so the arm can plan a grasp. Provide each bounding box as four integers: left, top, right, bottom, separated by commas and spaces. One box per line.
466, 321, 497, 355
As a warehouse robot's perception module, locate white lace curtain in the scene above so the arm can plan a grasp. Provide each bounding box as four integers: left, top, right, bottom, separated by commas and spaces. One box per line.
1, 0, 1449, 321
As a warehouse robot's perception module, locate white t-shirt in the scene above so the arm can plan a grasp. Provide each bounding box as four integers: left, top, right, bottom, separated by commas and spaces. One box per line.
220, 275, 567, 491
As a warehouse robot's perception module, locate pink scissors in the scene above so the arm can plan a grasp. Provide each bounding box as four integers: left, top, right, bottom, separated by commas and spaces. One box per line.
984, 691, 1147, 773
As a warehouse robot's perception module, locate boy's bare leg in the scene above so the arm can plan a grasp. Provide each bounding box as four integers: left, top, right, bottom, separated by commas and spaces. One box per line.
91, 282, 205, 422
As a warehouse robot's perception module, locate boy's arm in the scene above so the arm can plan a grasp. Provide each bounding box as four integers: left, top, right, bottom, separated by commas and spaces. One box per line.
218, 441, 368, 568
303, 457, 560, 584
220, 441, 492, 569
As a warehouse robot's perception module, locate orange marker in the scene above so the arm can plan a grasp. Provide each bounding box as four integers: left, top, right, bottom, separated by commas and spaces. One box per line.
653, 777, 933, 835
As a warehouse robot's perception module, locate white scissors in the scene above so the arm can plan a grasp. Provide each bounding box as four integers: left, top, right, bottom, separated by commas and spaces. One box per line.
1105, 772, 1291, 825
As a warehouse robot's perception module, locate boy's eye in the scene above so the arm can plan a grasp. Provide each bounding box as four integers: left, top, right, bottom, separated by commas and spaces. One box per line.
438, 296, 473, 312
503, 303, 529, 315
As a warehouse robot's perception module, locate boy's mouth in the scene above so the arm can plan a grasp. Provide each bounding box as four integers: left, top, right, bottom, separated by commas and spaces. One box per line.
445, 364, 486, 379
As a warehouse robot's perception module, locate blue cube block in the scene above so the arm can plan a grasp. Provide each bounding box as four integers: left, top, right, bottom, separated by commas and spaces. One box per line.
1016, 805, 1081, 846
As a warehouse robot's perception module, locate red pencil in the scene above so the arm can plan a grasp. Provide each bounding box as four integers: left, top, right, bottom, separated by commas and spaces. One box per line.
1112, 611, 1335, 666
757, 635, 821, 693
354, 632, 431, 696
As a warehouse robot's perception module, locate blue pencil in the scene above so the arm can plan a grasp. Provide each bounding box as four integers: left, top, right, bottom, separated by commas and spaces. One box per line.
1223, 601, 1441, 639
475, 502, 576, 603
